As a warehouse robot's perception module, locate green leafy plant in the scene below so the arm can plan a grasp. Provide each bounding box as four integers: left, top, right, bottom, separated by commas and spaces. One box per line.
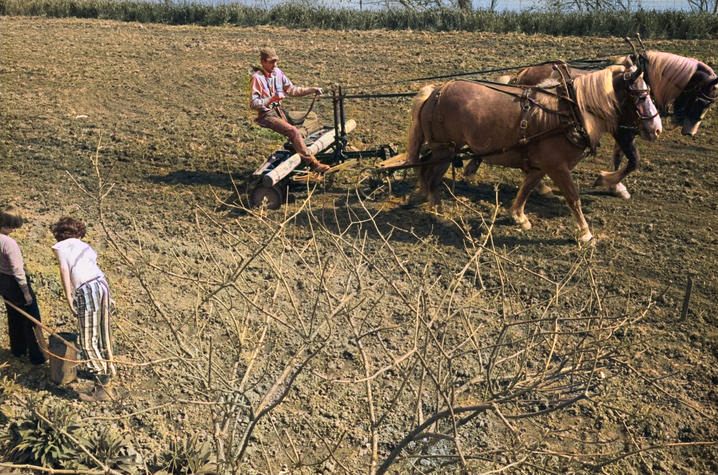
0, 374, 20, 424
0, 369, 19, 401
2, 398, 88, 469
161, 433, 218, 475
82, 425, 143, 474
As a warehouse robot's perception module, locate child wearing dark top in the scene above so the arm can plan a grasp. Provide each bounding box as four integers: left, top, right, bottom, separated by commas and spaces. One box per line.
0, 206, 46, 365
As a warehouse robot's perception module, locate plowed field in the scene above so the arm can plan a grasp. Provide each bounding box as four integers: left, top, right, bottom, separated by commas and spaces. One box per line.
1, 17, 716, 473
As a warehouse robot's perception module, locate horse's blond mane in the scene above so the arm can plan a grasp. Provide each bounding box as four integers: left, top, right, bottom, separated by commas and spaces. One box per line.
605, 65, 625, 73
530, 70, 619, 145
646, 51, 699, 106
574, 68, 621, 145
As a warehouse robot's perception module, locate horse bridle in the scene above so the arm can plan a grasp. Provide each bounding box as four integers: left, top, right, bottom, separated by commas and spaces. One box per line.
674, 77, 718, 119
627, 42, 716, 124
622, 71, 659, 129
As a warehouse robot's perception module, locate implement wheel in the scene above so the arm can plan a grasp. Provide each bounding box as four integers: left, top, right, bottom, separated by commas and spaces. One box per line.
249, 185, 285, 210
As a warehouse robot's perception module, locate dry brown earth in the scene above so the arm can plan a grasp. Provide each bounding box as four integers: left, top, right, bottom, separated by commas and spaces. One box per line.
1, 16, 717, 474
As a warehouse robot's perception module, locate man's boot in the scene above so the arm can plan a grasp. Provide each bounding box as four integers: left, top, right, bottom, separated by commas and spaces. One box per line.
79, 381, 114, 402
302, 155, 330, 173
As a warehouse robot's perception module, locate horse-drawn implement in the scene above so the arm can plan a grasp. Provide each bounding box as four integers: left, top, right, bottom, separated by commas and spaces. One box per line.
248, 86, 399, 209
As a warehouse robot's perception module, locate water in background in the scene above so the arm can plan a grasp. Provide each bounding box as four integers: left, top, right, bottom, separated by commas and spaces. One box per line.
185, 0, 693, 11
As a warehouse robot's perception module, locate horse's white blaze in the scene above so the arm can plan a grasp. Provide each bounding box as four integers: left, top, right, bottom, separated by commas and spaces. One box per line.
634, 75, 662, 141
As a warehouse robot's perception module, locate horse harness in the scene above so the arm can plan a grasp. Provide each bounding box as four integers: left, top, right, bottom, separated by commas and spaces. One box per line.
513, 62, 595, 170
418, 62, 593, 173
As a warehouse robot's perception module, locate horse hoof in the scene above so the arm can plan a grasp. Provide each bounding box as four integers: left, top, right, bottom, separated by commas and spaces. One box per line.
402, 192, 424, 209
577, 231, 594, 244
512, 214, 532, 230
612, 183, 631, 200
464, 160, 479, 177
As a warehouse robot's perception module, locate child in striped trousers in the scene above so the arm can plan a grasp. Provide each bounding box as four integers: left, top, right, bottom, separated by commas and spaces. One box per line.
51, 217, 116, 402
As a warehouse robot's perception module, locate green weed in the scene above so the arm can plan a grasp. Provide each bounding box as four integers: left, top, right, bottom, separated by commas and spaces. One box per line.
1, 398, 88, 469
159, 433, 217, 475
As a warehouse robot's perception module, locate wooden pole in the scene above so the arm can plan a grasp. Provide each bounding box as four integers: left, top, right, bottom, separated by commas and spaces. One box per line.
2, 297, 81, 354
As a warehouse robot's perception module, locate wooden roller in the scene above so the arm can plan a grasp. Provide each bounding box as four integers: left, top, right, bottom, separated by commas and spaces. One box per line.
262, 119, 357, 187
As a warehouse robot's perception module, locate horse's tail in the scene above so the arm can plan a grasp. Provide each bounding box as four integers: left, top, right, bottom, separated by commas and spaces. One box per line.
406, 85, 435, 164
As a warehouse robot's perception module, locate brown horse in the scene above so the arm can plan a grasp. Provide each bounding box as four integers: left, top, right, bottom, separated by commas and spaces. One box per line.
406, 65, 661, 243
496, 51, 718, 199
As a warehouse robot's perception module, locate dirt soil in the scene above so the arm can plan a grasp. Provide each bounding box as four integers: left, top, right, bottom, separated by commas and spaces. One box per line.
1, 16, 717, 474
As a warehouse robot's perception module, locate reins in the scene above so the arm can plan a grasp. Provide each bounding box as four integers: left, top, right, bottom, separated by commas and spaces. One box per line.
280, 91, 320, 126
341, 51, 632, 92
270, 50, 644, 171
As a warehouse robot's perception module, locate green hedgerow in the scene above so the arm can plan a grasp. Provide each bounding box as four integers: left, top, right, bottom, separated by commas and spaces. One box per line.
0, 1, 717, 39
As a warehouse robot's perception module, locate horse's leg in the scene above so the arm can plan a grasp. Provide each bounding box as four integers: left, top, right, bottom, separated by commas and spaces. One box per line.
612, 140, 624, 171
511, 168, 546, 231
535, 176, 553, 197
610, 141, 631, 199
463, 158, 482, 177
429, 151, 453, 210
595, 141, 632, 200
546, 167, 593, 243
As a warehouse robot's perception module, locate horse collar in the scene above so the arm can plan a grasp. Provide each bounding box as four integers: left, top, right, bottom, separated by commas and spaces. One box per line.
554, 62, 595, 155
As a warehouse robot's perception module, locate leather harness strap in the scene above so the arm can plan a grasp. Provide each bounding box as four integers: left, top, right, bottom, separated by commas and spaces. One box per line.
427, 82, 456, 151
399, 67, 597, 173
553, 61, 595, 155
518, 87, 533, 171
638, 54, 651, 89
